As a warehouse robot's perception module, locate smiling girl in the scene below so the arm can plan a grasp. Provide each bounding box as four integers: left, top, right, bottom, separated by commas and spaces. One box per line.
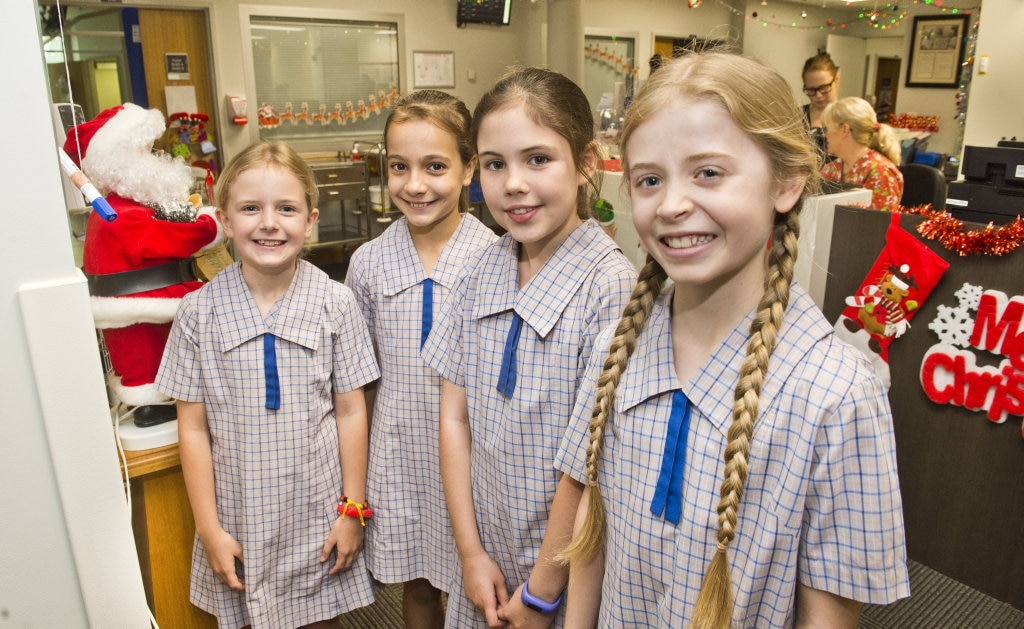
157, 141, 378, 629
345, 90, 497, 629
420, 67, 636, 628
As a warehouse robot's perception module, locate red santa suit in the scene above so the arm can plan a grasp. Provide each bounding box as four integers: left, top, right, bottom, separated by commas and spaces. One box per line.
64, 104, 223, 409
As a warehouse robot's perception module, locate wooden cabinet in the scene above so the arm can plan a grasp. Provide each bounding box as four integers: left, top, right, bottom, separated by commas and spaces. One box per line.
126, 444, 218, 629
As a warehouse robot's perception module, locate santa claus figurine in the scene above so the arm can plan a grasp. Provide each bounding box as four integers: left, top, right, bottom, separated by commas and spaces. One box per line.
64, 103, 225, 427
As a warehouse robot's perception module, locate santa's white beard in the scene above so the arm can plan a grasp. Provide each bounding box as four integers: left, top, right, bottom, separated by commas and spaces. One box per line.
87, 149, 194, 206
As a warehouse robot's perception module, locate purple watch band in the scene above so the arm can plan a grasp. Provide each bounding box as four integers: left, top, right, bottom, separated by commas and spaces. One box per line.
521, 577, 564, 615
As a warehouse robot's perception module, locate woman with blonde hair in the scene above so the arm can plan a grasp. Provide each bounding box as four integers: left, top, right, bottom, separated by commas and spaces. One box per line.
821, 96, 904, 210
555, 52, 910, 628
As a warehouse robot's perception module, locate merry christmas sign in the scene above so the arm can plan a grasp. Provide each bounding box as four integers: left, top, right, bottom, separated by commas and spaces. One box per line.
822, 206, 1024, 609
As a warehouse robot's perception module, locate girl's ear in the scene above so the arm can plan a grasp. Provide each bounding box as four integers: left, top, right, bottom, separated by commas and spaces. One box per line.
462, 155, 478, 187
773, 176, 807, 214
577, 141, 599, 185
216, 207, 233, 238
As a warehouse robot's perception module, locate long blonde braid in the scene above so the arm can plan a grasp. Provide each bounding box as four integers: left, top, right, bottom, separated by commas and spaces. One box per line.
690, 209, 801, 629
561, 256, 668, 563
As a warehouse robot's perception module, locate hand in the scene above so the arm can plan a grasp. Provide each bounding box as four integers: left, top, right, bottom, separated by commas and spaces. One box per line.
199, 527, 245, 591
461, 551, 510, 627
321, 514, 365, 575
497, 582, 556, 629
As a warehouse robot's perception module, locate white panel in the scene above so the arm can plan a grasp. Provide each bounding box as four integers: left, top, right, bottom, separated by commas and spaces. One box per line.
828, 33, 869, 100
795, 188, 874, 309
18, 276, 151, 629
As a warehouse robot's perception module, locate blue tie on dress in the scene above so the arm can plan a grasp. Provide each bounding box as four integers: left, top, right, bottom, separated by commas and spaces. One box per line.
420, 278, 434, 349
650, 390, 691, 524
264, 333, 281, 410
496, 312, 524, 398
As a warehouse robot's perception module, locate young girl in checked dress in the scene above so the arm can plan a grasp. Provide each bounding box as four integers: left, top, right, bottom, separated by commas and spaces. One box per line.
421, 67, 637, 628
345, 90, 497, 628
557, 52, 910, 628
156, 141, 377, 629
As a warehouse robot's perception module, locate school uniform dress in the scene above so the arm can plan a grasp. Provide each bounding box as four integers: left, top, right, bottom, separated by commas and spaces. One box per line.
345, 214, 496, 591
821, 148, 904, 210
555, 284, 910, 628
421, 219, 636, 628
155, 260, 379, 629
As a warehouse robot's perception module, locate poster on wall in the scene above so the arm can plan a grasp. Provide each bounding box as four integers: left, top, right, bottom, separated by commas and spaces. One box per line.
905, 14, 969, 88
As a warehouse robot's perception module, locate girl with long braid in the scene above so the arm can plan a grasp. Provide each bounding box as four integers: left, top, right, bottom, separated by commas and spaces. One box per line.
555, 52, 910, 628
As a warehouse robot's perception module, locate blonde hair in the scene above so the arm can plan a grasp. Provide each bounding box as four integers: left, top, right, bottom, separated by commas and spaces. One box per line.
822, 97, 902, 166
562, 51, 818, 629
471, 66, 600, 220
385, 89, 475, 212
216, 140, 317, 212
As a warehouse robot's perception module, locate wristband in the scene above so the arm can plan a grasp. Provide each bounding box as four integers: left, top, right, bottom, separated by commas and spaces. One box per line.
521, 577, 563, 615
337, 496, 373, 526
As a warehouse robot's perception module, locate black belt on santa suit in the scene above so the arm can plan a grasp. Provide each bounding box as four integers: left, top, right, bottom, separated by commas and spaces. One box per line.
85, 259, 198, 297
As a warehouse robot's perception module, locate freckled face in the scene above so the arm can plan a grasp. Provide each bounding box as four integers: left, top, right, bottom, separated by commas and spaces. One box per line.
626, 98, 801, 301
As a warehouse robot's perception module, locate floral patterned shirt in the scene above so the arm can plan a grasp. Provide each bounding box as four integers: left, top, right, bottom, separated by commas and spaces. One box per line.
821, 148, 904, 211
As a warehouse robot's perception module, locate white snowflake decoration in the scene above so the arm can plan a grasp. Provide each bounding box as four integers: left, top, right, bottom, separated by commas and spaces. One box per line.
954, 283, 983, 312
928, 282, 987, 347
928, 304, 975, 348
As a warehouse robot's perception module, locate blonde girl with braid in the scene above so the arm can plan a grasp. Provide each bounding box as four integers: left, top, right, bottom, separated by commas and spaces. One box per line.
554, 51, 910, 628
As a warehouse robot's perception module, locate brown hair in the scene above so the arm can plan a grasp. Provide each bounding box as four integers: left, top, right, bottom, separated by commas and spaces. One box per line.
215, 140, 317, 213
802, 50, 839, 81
822, 96, 902, 166
471, 66, 599, 220
385, 89, 475, 211
563, 51, 819, 629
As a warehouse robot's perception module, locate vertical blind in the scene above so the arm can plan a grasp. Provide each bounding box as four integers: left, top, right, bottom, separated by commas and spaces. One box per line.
250, 15, 400, 141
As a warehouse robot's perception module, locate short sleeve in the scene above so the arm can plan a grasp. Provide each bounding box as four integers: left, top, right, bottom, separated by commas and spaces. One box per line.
344, 242, 377, 340
155, 295, 204, 402
329, 283, 380, 393
798, 366, 910, 603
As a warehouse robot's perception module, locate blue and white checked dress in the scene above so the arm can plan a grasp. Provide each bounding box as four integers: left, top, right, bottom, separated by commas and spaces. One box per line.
346, 214, 496, 591
556, 284, 911, 628
422, 219, 637, 628
156, 260, 380, 629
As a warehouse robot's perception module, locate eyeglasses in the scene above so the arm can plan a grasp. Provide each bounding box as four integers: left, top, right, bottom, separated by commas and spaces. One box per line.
803, 81, 835, 97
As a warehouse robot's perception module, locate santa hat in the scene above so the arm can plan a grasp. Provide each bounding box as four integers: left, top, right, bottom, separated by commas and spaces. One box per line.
62, 105, 124, 168
63, 103, 168, 171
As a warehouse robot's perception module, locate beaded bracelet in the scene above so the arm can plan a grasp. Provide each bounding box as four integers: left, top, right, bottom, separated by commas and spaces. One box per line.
337, 496, 373, 526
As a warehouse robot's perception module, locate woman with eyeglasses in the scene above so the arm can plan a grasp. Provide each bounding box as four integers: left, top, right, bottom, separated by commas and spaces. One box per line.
820, 96, 904, 211
802, 52, 840, 161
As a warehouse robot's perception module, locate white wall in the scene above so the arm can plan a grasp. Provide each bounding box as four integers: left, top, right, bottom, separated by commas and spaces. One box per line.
2, 1, 151, 626
963, 0, 1024, 151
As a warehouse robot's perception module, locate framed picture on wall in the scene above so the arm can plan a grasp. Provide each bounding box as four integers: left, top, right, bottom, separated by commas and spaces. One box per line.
906, 14, 969, 88
413, 51, 455, 89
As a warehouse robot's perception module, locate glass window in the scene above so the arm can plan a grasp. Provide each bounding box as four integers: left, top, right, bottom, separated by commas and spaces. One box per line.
249, 15, 400, 142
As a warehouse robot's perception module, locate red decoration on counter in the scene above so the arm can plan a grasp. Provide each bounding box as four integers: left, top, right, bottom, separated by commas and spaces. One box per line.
902, 206, 1024, 256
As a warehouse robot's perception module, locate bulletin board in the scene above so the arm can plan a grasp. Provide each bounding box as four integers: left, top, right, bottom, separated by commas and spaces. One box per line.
822, 206, 1024, 609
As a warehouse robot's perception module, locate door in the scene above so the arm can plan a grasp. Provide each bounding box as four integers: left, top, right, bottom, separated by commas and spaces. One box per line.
873, 57, 902, 120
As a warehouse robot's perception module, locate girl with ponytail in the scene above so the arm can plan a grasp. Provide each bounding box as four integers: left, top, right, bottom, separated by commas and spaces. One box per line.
555, 52, 910, 627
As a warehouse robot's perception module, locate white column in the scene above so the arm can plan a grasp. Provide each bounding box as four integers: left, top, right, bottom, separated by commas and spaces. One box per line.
546, 0, 584, 84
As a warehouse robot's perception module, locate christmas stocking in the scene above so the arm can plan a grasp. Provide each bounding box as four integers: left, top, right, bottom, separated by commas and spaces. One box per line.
834, 213, 950, 389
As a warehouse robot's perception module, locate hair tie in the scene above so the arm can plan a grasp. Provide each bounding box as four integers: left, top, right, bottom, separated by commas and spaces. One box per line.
873, 122, 881, 132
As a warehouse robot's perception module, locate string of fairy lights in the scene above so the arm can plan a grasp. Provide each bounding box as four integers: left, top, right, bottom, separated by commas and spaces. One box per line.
703, 0, 977, 31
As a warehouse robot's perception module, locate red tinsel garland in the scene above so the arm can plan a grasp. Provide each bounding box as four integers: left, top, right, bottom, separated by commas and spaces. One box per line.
899, 205, 1024, 256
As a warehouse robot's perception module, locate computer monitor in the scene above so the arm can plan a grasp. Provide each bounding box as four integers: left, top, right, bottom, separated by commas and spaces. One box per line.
961, 144, 1024, 187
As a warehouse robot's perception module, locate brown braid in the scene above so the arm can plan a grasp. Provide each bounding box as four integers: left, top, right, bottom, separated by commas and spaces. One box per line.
690, 209, 801, 629
560, 256, 668, 564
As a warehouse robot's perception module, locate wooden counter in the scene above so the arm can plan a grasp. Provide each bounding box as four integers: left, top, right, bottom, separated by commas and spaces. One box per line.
125, 443, 218, 629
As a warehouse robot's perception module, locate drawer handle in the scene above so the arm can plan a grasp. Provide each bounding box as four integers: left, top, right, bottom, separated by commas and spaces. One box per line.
326, 173, 338, 179
327, 190, 340, 196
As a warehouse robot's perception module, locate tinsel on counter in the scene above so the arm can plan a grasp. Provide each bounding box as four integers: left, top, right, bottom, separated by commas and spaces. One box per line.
903, 205, 1024, 256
